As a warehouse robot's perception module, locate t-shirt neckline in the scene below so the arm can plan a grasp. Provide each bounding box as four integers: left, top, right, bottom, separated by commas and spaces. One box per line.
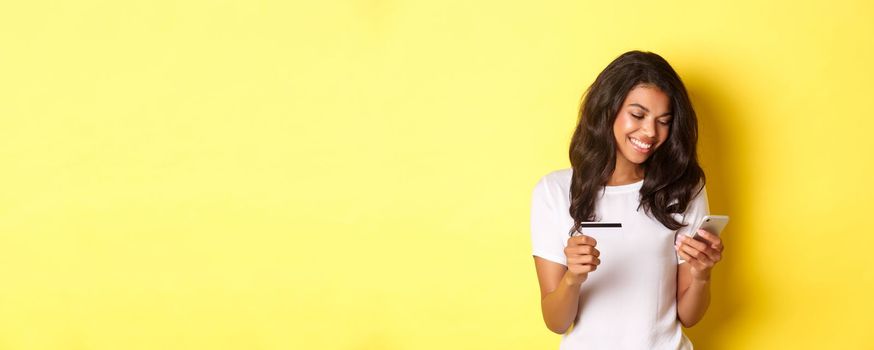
604, 179, 643, 193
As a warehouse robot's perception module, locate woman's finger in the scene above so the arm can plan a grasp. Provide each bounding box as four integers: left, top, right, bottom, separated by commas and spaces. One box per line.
580, 245, 599, 257
682, 235, 711, 254
696, 230, 723, 251
679, 243, 714, 265
685, 236, 722, 261
678, 249, 693, 263
697, 240, 722, 262
677, 249, 705, 270
571, 234, 598, 247
679, 248, 712, 272
569, 254, 600, 266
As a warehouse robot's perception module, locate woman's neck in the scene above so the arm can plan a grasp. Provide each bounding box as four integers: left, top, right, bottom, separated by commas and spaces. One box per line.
608, 161, 644, 186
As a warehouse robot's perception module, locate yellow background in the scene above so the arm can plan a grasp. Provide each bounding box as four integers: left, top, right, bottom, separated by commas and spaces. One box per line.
1, 0, 872, 348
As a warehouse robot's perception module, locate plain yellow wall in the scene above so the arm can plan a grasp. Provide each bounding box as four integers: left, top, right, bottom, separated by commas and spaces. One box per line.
1, 0, 873, 348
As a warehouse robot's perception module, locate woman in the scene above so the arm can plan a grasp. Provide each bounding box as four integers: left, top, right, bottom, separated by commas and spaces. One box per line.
530, 50, 725, 349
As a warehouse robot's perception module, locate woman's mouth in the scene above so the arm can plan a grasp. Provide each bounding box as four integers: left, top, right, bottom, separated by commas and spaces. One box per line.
629, 137, 653, 154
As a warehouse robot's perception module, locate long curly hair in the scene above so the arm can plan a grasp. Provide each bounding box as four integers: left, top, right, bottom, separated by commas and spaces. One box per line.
568, 50, 705, 236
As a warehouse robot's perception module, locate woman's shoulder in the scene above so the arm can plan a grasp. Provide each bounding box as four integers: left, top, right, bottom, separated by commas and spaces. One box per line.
533, 168, 573, 199
535, 168, 572, 186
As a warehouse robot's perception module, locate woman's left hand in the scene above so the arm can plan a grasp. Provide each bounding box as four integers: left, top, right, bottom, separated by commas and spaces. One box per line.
676, 229, 724, 281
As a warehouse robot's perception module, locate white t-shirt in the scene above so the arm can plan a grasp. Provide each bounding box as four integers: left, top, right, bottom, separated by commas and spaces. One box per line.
530, 168, 709, 350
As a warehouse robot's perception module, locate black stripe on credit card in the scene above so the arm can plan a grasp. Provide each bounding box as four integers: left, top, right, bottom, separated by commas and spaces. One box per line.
579, 223, 622, 228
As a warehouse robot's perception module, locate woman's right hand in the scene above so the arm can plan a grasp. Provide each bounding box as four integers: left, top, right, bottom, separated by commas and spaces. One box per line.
563, 234, 600, 286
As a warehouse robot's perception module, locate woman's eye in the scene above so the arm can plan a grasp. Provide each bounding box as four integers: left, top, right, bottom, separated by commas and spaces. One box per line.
631, 114, 644, 119
658, 120, 671, 125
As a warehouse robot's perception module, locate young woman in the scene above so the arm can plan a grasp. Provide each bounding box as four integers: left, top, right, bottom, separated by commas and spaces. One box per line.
530, 51, 725, 349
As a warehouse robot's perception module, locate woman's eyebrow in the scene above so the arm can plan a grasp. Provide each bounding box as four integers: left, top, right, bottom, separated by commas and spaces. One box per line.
629, 103, 650, 112
629, 103, 672, 117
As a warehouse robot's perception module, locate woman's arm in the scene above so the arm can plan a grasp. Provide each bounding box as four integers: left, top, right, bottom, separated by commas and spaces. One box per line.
675, 230, 724, 327
533, 257, 583, 334
533, 234, 600, 333
676, 261, 711, 327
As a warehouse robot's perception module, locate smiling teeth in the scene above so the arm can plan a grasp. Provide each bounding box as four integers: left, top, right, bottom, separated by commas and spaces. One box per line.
630, 138, 652, 149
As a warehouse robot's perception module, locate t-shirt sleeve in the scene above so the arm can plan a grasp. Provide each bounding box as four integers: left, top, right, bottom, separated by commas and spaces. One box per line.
530, 176, 568, 266
674, 185, 710, 264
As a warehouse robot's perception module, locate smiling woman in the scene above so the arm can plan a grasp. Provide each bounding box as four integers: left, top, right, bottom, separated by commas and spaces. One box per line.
530, 51, 724, 349
612, 86, 672, 167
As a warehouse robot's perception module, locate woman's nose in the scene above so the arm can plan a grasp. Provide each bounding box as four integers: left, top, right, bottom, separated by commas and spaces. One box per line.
641, 120, 656, 138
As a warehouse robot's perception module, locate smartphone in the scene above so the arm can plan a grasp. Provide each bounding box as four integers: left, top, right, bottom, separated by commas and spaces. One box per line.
690, 215, 729, 240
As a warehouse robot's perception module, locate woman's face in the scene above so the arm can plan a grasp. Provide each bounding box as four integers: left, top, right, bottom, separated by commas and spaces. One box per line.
613, 84, 672, 166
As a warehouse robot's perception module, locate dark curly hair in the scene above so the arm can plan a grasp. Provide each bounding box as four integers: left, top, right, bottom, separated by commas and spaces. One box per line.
568, 50, 705, 236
